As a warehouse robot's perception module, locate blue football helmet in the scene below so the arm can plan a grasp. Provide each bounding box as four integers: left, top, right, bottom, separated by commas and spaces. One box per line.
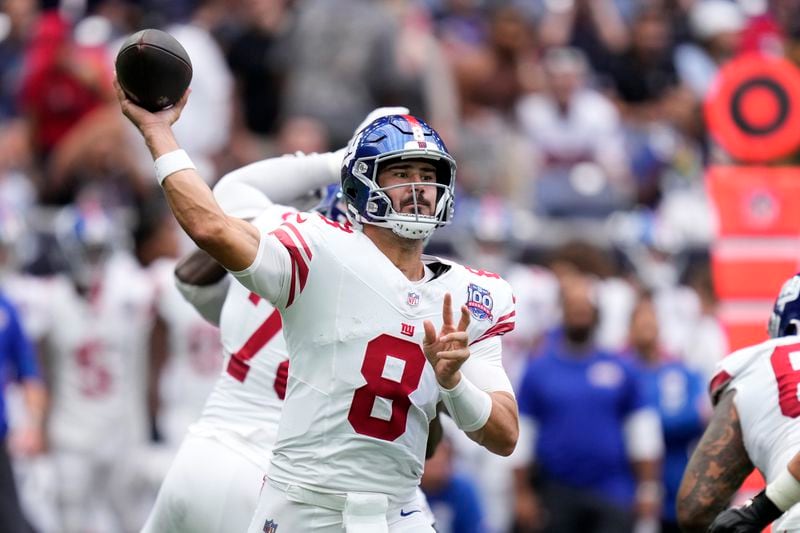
55, 200, 119, 287
341, 114, 456, 240
768, 273, 800, 338
313, 184, 349, 225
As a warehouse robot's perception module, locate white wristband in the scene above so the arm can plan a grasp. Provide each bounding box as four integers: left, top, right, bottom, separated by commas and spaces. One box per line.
154, 149, 195, 185
439, 375, 493, 432
766, 467, 800, 512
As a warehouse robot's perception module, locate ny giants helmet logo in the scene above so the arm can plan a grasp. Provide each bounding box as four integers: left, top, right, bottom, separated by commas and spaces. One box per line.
467, 283, 493, 321
410, 123, 426, 149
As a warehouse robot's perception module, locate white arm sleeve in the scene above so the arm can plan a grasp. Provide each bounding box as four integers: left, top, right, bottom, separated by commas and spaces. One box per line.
213, 149, 345, 218
623, 407, 665, 461
460, 336, 515, 395
174, 275, 231, 326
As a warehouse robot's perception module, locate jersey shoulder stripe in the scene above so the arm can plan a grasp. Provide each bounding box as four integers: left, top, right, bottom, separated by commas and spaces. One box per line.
470, 309, 516, 345
270, 224, 310, 307
436, 259, 516, 347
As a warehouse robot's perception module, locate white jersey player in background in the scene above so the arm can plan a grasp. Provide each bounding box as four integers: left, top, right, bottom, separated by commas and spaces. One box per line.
117, 78, 519, 533
677, 273, 800, 533
149, 257, 223, 447
39, 200, 156, 533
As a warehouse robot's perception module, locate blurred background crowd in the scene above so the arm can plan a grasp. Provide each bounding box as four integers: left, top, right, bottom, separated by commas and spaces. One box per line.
1, 0, 799, 531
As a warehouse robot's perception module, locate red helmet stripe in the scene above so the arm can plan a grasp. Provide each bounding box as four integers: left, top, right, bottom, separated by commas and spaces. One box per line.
401, 114, 421, 128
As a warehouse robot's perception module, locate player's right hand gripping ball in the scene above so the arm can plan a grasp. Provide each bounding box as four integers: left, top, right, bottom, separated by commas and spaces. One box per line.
707, 490, 783, 533
115, 29, 192, 112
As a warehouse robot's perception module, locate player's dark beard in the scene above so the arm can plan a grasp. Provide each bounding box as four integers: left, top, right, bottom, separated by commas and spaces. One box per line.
401, 196, 432, 214
564, 324, 594, 345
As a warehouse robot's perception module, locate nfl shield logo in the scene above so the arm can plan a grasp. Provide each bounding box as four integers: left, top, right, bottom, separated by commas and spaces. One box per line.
263, 519, 278, 533
407, 291, 420, 306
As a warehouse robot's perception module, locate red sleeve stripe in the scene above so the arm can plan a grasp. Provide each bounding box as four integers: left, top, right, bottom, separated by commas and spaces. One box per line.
708, 370, 733, 406
283, 222, 313, 262
496, 310, 516, 323
470, 320, 516, 346
271, 228, 310, 307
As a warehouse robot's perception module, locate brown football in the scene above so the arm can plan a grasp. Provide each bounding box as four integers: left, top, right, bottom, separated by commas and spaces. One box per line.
115, 29, 192, 112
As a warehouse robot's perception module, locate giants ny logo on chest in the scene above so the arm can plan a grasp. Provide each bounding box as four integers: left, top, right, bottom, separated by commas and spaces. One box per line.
467, 283, 494, 321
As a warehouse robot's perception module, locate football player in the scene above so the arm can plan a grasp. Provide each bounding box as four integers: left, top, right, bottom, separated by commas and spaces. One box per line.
41, 200, 157, 532
145, 108, 438, 533
677, 273, 800, 532
149, 255, 223, 448
116, 81, 519, 532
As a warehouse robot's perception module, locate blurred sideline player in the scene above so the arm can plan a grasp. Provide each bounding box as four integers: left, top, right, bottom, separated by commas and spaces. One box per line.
0, 213, 46, 533
149, 255, 223, 448
128, 199, 224, 490
0, 209, 62, 533
677, 273, 800, 532
144, 109, 438, 532
151, 258, 222, 448
117, 78, 518, 533
37, 199, 156, 533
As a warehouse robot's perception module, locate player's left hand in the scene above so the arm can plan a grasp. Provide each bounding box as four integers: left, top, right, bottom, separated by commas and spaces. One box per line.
707, 491, 783, 533
423, 293, 470, 389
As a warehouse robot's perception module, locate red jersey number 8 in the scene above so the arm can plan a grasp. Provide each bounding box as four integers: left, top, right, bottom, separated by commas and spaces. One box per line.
348, 334, 427, 441
771, 343, 800, 418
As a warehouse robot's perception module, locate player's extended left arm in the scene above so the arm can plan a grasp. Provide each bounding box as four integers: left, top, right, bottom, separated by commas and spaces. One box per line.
115, 80, 259, 272
463, 390, 518, 456
423, 295, 519, 456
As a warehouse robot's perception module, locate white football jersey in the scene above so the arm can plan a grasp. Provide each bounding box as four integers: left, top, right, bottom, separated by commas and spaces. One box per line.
43, 253, 156, 453
189, 208, 297, 471
150, 258, 223, 445
710, 335, 800, 531
3, 272, 65, 343
232, 209, 516, 502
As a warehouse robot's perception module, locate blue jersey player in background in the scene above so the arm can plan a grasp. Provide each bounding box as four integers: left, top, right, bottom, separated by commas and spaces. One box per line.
0, 290, 46, 533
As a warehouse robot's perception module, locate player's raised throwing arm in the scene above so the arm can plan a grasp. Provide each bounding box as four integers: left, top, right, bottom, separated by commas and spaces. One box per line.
115, 81, 259, 272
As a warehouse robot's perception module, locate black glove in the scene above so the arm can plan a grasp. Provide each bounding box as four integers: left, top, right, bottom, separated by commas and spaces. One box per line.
708, 490, 784, 532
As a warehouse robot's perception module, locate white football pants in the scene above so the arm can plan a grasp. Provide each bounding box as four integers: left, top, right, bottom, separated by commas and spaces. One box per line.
141, 433, 265, 533
246, 480, 436, 533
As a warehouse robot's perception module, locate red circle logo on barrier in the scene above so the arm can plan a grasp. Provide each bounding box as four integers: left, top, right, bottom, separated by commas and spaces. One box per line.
705, 54, 800, 163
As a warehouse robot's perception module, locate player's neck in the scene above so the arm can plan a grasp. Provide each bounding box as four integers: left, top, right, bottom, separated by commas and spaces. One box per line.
363, 225, 425, 281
